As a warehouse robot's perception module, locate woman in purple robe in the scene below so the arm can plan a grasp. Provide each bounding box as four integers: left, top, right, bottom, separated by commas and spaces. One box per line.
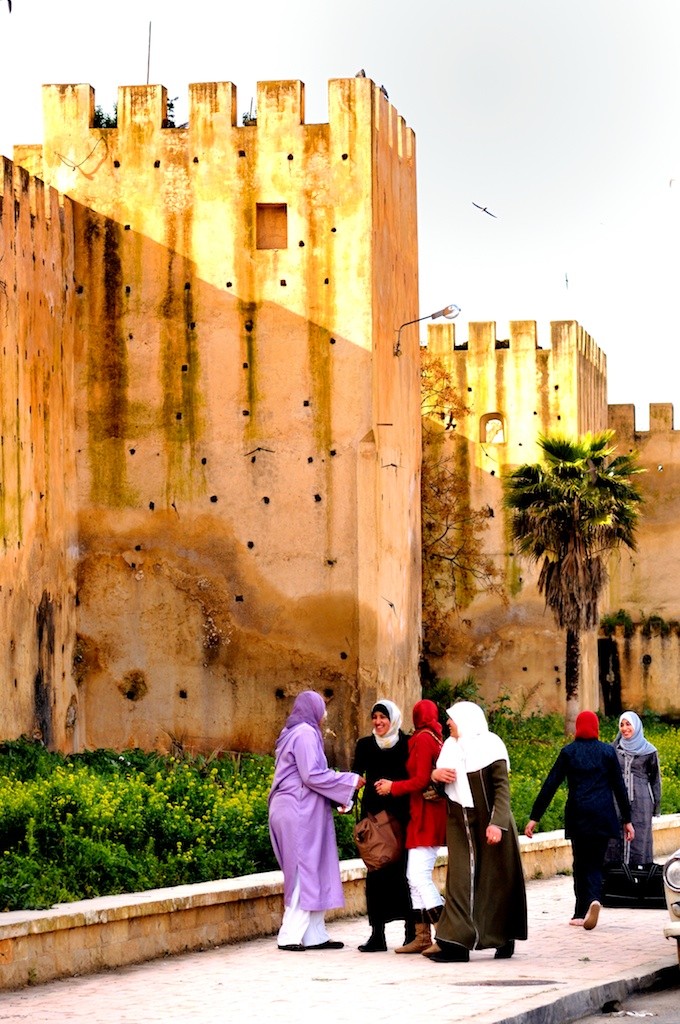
269, 690, 364, 951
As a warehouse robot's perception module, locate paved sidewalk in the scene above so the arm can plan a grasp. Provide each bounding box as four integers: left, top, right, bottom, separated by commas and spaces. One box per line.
0, 873, 676, 1024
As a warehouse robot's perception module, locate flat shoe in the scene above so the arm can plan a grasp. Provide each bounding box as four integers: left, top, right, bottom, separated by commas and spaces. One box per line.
305, 940, 344, 950
583, 901, 601, 931
278, 943, 306, 951
494, 940, 515, 959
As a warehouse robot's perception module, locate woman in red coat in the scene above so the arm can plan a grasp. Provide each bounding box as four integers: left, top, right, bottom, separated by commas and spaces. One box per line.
375, 699, 447, 953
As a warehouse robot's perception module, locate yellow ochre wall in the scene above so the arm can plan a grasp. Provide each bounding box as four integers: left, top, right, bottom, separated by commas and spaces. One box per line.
0, 160, 80, 750
12, 78, 421, 763
605, 403, 680, 717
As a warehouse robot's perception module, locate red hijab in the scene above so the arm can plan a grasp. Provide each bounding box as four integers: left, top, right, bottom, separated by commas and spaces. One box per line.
575, 710, 599, 740
412, 699, 443, 738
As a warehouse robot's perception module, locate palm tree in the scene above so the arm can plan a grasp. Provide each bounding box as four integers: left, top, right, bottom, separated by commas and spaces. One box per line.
503, 431, 644, 734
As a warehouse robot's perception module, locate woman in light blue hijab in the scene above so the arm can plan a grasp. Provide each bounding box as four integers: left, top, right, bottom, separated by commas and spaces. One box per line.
608, 711, 661, 867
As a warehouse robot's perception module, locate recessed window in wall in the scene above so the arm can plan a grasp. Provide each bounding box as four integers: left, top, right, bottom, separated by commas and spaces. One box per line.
481, 413, 506, 444
256, 203, 288, 249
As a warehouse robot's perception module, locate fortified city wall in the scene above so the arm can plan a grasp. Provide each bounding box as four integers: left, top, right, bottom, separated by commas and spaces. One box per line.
424, 320, 680, 720
3, 75, 678, 757
3, 77, 421, 763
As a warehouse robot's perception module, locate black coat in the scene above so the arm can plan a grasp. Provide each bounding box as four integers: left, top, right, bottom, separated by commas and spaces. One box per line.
352, 732, 411, 925
530, 738, 632, 839
352, 733, 411, 825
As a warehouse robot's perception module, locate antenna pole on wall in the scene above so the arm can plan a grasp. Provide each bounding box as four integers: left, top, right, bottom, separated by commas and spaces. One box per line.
146, 22, 152, 84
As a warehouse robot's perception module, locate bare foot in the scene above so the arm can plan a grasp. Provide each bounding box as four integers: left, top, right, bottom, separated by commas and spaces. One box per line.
569, 918, 584, 926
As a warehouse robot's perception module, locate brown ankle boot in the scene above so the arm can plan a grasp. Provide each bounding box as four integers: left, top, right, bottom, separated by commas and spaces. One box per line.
395, 920, 432, 954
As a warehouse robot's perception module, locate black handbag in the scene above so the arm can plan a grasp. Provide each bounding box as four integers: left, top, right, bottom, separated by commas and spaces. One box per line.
422, 782, 444, 802
601, 862, 666, 909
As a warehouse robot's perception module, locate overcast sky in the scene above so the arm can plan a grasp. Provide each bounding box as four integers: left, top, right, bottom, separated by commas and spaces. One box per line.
1, 0, 679, 428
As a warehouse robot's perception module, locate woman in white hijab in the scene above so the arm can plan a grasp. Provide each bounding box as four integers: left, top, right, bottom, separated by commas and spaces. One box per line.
425, 702, 527, 963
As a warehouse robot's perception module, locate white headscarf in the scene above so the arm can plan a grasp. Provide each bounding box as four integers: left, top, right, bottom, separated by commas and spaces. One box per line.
371, 699, 403, 750
436, 702, 510, 806
436, 734, 473, 807
448, 702, 510, 772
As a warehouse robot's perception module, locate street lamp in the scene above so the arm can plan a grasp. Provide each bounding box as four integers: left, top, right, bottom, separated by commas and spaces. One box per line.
394, 303, 461, 356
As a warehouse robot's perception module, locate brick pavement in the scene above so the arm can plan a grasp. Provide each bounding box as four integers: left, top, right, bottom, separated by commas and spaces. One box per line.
0, 873, 676, 1024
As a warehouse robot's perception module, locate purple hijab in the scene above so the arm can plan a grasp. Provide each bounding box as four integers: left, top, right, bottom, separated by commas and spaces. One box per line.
276, 691, 326, 752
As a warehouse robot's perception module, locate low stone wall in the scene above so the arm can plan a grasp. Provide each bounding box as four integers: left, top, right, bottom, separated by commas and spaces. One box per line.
1, 814, 679, 991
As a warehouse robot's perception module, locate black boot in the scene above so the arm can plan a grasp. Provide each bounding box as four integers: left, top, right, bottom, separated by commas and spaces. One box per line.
424, 905, 443, 925
403, 913, 417, 945
358, 925, 387, 952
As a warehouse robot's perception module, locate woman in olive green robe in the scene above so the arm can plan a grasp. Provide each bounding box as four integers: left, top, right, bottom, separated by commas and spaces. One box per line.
426, 702, 527, 962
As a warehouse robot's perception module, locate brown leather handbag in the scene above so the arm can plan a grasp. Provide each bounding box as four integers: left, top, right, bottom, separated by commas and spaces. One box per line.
353, 810, 404, 872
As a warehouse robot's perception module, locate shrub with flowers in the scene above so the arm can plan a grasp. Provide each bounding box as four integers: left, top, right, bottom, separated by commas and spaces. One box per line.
0, 744, 276, 911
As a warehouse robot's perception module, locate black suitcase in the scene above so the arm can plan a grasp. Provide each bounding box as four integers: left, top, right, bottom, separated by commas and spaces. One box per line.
601, 862, 666, 909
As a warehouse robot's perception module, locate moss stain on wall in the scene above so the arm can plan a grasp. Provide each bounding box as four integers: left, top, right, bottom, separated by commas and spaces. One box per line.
233, 138, 257, 439
86, 213, 130, 506
0, 435, 6, 545
301, 127, 334, 552
238, 299, 258, 438
450, 435, 478, 608
159, 209, 204, 502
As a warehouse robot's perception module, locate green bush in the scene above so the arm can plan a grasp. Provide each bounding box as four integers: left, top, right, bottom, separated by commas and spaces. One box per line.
641, 613, 671, 638
0, 740, 277, 910
1, 717, 679, 912
600, 609, 635, 637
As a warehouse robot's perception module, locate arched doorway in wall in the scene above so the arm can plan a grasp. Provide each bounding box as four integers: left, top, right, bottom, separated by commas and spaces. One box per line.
480, 412, 506, 445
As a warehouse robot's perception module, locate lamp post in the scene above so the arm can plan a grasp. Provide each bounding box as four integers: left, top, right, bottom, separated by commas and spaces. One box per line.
393, 303, 461, 356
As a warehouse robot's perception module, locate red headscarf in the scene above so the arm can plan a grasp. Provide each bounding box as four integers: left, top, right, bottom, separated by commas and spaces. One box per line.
575, 710, 599, 740
412, 698, 442, 738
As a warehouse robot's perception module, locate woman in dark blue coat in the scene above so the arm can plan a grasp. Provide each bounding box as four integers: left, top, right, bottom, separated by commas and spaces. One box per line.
525, 710, 634, 930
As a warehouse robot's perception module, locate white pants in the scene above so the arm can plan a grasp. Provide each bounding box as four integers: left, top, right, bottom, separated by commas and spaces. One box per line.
277, 873, 330, 947
406, 846, 444, 910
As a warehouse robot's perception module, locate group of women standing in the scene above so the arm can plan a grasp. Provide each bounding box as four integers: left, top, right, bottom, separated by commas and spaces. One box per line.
268, 691, 660, 957
269, 690, 526, 958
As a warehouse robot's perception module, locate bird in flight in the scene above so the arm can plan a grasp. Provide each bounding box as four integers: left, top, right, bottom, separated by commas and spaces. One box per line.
472, 202, 497, 218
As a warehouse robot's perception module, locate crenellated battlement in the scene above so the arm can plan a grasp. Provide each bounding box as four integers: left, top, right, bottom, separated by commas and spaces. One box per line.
422, 318, 608, 454
609, 402, 676, 439
423, 319, 605, 372
16, 78, 414, 186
